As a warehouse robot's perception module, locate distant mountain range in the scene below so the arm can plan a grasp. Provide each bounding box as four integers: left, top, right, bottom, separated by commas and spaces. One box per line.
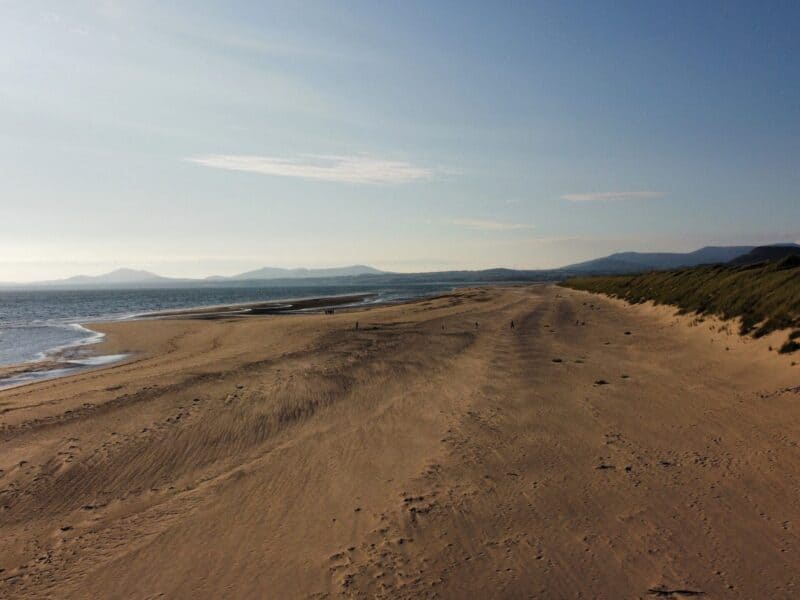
1, 266, 557, 289
2, 244, 798, 288
728, 244, 800, 266
562, 243, 800, 274
560, 246, 759, 274
3, 265, 389, 288
58, 268, 171, 285
229, 265, 383, 280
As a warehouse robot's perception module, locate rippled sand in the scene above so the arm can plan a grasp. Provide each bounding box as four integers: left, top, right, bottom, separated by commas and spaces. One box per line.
1, 285, 798, 598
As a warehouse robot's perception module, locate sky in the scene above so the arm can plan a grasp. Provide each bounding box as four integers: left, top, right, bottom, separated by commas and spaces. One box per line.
1, 0, 798, 281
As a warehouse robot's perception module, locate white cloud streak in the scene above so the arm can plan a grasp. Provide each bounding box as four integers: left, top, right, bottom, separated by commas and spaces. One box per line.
561, 191, 664, 202
187, 154, 433, 185
448, 218, 534, 231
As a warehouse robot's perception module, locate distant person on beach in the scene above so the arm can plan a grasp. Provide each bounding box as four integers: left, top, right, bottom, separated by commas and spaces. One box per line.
510, 320, 515, 329
355, 321, 359, 330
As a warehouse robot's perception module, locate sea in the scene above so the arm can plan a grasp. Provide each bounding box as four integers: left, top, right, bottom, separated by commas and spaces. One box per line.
0, 283, 460, 388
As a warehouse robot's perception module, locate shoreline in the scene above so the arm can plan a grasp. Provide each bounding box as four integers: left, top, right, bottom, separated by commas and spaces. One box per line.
2, 281, 795, 392
0, 282, 798, 391
0, 290, 407, 391
2, 281, 794, 392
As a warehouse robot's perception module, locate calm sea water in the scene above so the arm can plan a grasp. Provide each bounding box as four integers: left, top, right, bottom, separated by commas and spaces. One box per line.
0, 283, 457, 369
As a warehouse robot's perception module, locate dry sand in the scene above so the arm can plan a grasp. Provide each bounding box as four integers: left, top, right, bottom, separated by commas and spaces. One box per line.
1, 284, 799, 599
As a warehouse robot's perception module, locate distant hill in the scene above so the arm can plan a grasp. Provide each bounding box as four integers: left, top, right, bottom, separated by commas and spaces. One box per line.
562, 246, 756, 274
232, 265, 384, 280
728, 244, 800, 266
59, 268, 169, 285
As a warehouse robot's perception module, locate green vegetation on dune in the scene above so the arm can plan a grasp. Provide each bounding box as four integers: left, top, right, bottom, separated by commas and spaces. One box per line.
561, 256, 800, 353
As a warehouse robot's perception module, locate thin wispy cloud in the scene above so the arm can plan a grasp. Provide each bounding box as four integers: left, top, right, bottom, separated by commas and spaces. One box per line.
449, 218, 534, 231
561, 191, 664, 202
187, 154, 432, 185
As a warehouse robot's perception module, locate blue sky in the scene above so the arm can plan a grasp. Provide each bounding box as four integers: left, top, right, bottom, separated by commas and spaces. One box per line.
1, 1, 798, 280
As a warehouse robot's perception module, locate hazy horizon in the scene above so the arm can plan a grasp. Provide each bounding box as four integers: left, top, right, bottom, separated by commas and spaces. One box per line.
2, 2, 799, 282
4, 240, 800, 285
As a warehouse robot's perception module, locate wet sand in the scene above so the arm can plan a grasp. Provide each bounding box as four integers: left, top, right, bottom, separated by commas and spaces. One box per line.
143, 292, 377, 319
0, 293, 376, 390
1, 284, 799, 598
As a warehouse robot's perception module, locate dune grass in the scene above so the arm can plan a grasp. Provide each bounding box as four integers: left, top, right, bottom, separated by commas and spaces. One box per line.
561, 256, 800, 353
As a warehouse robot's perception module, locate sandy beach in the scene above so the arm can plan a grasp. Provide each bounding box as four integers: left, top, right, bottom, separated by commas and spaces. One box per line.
1, 283, 799, 599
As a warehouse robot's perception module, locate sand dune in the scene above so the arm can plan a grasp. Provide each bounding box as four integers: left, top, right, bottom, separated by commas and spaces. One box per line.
1, 284, 799, 598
